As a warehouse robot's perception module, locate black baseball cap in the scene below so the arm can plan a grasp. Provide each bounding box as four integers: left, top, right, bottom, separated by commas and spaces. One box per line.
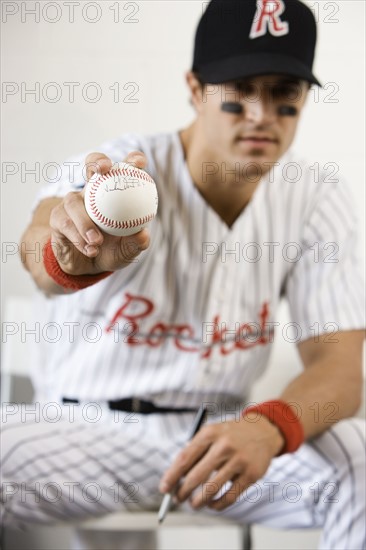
192, 0, 321, 86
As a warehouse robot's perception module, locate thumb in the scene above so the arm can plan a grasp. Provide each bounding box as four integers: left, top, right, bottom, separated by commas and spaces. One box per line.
118, 229, 150, 263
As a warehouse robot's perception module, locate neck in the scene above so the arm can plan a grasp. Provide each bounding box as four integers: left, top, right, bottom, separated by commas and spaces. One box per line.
179, 122, 264, 227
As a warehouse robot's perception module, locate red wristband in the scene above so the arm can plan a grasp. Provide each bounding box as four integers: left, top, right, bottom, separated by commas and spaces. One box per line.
242, 399, 305, 455
43, 238, 113, 291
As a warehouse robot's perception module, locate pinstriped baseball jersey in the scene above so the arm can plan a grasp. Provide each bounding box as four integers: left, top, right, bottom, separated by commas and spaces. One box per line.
30, 131, 365, 405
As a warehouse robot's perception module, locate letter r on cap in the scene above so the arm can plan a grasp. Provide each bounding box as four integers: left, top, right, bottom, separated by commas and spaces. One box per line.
250, 0, 289, 39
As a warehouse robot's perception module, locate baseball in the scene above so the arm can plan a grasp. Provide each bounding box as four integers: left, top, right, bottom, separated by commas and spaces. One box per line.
84, 162, 158, 237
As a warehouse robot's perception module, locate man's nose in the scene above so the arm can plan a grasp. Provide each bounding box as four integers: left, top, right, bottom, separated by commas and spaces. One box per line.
244, 98, 276, 125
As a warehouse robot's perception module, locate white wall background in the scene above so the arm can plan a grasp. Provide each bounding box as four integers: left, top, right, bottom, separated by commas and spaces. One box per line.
1, 1, 365, 549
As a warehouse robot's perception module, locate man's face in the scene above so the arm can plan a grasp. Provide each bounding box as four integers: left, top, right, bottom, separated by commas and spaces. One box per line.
193, 74, 309, 171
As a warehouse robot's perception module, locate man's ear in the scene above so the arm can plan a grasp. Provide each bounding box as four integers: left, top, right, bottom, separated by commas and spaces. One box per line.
185, 71, 204, 113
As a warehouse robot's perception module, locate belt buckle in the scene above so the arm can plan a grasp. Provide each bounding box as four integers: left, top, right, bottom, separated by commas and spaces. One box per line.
131, 397, 141, 413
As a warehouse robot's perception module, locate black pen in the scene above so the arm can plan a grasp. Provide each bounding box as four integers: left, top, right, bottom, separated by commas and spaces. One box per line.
158, 404, 208, 523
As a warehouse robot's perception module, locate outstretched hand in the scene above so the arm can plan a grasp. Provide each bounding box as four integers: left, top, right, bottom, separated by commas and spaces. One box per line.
49, 151, 150, 275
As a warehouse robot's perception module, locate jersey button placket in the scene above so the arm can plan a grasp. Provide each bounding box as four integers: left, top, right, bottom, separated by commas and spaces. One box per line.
198, 250, 228, 386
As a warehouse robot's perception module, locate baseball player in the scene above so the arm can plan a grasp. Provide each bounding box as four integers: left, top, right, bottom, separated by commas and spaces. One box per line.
2, 1, 365, 549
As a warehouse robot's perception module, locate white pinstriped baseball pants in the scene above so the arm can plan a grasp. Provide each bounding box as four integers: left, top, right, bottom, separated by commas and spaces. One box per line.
1, 403, 365, 550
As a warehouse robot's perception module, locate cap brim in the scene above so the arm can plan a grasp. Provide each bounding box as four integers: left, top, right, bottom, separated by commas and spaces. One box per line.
196, 52, 321, 86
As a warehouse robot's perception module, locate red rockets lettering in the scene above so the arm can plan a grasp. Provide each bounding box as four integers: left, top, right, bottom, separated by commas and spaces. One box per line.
250, 0, 289, 39
106, 293, 197, 352
106, 293, 271, 359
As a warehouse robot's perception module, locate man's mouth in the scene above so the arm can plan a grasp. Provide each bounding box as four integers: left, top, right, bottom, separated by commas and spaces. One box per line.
237, 135, 277, 145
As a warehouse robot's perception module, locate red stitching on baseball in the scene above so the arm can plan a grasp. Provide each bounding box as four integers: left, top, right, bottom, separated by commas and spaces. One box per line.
87, 166, 156, 230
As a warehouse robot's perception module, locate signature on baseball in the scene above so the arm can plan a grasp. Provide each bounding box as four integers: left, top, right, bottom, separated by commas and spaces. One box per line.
104, 175, 145, 192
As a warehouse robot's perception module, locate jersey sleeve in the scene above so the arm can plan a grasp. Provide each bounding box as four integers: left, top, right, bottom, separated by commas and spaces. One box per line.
285, 178, 365, 342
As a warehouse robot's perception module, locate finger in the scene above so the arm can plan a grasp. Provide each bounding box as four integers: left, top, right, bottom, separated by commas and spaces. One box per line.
50, 202, 87, 255
62, 192, 104, 249
175, 446, 226, 503
159, 426, 215, 492
207, 474, 250, 511
49, 230, 80, 267
84, 152, 113, 182
124, 151, 148, 170
50, 195, 101, 258
189, 459, 240, 509
51, 221, 95, 261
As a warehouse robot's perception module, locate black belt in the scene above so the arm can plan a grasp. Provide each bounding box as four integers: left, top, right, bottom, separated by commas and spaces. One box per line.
62, 397, 197, 415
